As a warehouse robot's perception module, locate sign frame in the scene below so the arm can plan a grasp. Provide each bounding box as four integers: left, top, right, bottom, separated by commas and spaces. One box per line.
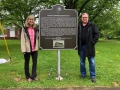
39, 4, 78, 50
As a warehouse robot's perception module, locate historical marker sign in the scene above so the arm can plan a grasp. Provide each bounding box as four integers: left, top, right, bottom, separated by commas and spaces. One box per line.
39, 4, 78, 50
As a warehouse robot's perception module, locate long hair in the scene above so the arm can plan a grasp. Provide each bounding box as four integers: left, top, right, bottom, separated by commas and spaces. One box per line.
24, 15, 36, 28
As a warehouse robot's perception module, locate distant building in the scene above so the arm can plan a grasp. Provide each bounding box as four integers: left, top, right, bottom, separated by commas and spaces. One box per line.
0, 26, 20, 39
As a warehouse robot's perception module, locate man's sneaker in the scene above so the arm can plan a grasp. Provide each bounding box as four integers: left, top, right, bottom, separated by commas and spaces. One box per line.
91, 78, 96, 83
80, 75, 86, 79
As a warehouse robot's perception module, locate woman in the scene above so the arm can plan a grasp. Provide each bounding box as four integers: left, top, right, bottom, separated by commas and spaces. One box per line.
21, 15, 39, 82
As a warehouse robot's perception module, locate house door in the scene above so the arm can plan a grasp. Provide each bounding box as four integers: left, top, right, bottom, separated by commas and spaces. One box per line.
10, 30, 15, 37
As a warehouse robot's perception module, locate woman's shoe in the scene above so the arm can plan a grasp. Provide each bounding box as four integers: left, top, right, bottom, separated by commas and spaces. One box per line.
33, 78, 39, 81
27, 78, 32, 82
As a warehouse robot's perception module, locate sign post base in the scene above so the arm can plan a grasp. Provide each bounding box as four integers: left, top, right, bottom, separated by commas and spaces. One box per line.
56, 76, 63, 81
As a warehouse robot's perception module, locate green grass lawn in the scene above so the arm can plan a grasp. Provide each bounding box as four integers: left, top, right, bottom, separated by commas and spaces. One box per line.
0, 38, 120, 88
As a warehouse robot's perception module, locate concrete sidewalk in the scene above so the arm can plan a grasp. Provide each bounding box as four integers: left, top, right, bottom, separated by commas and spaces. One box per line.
0, 87, 120, 90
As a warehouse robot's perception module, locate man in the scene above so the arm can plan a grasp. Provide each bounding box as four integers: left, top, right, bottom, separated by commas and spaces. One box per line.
78, 13, 99, 83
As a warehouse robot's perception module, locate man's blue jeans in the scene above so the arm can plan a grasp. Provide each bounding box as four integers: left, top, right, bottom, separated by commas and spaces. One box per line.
79, 45, 96, 78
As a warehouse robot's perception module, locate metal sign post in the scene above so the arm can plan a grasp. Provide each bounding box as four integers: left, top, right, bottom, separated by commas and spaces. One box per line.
56, 50, 63, 80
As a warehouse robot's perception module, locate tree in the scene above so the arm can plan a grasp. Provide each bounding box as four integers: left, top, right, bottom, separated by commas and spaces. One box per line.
63, 0, 120, 38
0, 0, 61, 29
0, 0, 120, 38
